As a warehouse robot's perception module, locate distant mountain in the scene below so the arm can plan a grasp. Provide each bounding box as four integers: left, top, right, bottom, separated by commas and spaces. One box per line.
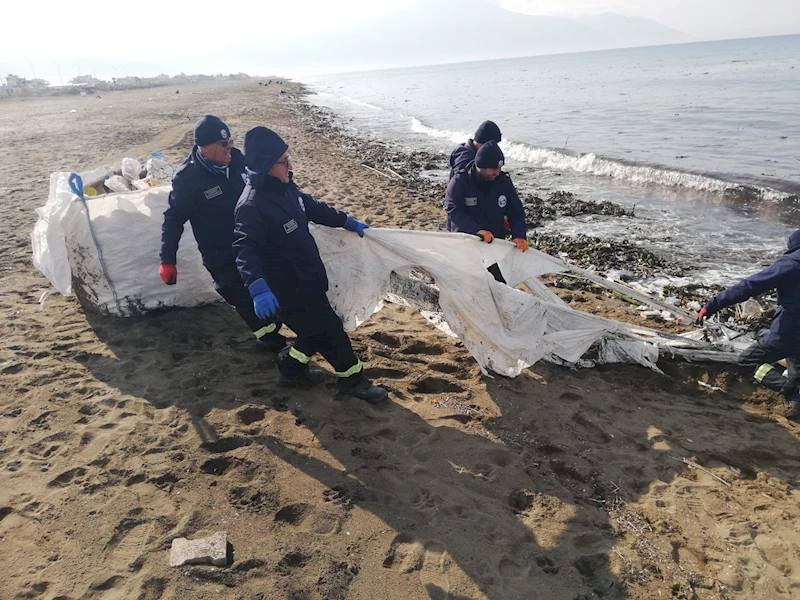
237, 0, 694, 75
577, 12, 694, 47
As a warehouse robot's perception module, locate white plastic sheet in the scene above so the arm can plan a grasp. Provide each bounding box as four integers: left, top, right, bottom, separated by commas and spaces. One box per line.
31, 173, 661, 374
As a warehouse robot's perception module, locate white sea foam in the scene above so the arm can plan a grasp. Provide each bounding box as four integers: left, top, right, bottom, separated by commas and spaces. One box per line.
407, 117, 793, 202
409, 118, 468, 144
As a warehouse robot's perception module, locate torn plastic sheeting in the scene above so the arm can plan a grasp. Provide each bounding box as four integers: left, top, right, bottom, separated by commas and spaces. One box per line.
30, 174, 669, 375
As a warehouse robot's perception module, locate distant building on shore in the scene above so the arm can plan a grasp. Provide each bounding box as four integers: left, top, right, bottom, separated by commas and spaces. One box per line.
4, 74, 50, 95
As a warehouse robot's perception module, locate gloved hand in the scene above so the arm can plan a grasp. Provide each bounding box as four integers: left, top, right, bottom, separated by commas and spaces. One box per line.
344, 216, 369, 237
477, 230, 494, 243
249, 278, 279, 319
695, 306, 708, 325
159, 264, 177, 285
512, 238, 529, 252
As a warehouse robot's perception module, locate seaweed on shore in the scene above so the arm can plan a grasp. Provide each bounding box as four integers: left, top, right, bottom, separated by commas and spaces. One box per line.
523, 191, 634, 228
529, 232, 682, 277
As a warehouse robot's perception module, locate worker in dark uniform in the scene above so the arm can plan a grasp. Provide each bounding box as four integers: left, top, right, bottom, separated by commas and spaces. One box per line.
233, 126, 388, 403
448, 120, 502, 179
697, 229, 800, 419
159, 115, 286, 352
445, 141, 528, 283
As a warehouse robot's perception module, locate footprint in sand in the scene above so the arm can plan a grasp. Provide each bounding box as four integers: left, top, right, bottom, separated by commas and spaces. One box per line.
418, 542, 451, 600
104, 517, 153, 571
383, 533, 424, 573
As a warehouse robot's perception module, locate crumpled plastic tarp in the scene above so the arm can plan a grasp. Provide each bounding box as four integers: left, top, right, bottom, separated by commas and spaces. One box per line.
31, 173, 660, 375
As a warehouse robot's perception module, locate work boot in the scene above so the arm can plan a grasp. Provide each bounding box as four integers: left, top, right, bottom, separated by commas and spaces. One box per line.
786, 400, 799, 420
277, 367, 326, 388
339, 376, 389, 404
256, 332, 287, 353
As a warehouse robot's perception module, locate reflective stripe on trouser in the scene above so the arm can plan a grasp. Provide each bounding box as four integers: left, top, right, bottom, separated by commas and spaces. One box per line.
254, 323, 277, 339
279, 293, 360, 376
336, 360, 363, 378
289, 346, 311, 364
754, 363, 775, 383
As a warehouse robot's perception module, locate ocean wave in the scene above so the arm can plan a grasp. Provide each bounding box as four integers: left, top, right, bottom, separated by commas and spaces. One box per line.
311, 91, 383, 111
500, 141, 796, 201
340, 96, 383, 110
407, 117, 795, 202
409, 118, 468, 144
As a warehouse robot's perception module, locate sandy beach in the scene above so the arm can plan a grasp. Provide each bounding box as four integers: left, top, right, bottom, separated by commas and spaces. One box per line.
1, 80, 799, 600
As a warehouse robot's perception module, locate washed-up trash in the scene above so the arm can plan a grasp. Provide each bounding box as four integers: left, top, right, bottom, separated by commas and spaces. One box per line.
121, 157, 143, 182
104, 175, 132, 193
146, 154, 178, 183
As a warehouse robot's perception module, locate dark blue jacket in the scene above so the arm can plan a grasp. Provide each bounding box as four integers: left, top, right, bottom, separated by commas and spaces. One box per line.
706, 245, 800, 351
445, 164, 527, 240
160, 147, 247, 268
448, 140, 478, 179
233, 176, 348, 305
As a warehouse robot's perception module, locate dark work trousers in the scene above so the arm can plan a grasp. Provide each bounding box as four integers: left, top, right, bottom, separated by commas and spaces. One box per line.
487, 263, 506, 284
206, 262, 281, 337
738, 336, 800, 400
279, 293, 362, 385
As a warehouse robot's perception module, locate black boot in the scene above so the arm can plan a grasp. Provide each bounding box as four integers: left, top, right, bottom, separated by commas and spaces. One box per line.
277, 353, 325, 388
256, 332, 287, 353
339, 375, 388, 403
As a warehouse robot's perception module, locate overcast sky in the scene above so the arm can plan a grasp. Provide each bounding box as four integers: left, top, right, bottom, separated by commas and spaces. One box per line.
3, 0, 797, 67
498, 0, 800, 39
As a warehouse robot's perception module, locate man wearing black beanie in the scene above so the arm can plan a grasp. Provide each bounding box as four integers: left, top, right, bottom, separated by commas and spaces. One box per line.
448, 120, 502, 179
445, 141, 528, 282
159, 115, 286, 353
233, 126, 388, 403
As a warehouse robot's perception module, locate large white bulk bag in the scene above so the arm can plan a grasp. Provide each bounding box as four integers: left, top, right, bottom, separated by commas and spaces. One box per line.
32, 172, 218, 316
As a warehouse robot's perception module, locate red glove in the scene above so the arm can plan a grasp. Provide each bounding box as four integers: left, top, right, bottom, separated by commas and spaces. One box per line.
695, 306, 707, 325
159, 264, 177, 285
477, 230, 494, 243
512, 238, 529, 252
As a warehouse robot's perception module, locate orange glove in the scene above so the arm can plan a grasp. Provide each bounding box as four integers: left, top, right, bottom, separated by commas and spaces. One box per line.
512, 238, 529, 252
159, 264, 177, 285
477, 230, 494, 243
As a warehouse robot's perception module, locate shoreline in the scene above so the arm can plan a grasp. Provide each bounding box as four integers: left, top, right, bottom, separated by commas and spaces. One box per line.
1, 79, 798, 600
288, 86, 778, 327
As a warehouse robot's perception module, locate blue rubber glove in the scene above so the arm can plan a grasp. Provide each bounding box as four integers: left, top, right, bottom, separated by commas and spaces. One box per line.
248, 279, 279, 319
344, 216, 369, 238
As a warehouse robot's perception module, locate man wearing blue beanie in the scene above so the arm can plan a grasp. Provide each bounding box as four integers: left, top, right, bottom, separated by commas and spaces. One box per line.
159, 115, 285, 352
233, 126, 388, 403
444, 141, 528, 283
448, 120, 502, 179
697, 229, 800, 419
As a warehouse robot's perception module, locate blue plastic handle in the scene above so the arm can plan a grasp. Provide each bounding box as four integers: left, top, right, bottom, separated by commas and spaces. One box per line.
68, 173, 84, 199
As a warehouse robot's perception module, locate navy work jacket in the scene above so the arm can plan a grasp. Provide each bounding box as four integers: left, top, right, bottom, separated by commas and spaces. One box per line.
233, 176, 348, 305
448, 140, 478, 179
706, 247, 800, 351
445, 164, 527, 240
160, 147, 247, 268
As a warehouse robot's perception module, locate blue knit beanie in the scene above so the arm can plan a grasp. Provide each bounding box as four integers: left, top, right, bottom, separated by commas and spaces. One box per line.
475, 141, 504, 169
194, 115, 230, 146
243, 126, 289, 173
474, 120, 502, 144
